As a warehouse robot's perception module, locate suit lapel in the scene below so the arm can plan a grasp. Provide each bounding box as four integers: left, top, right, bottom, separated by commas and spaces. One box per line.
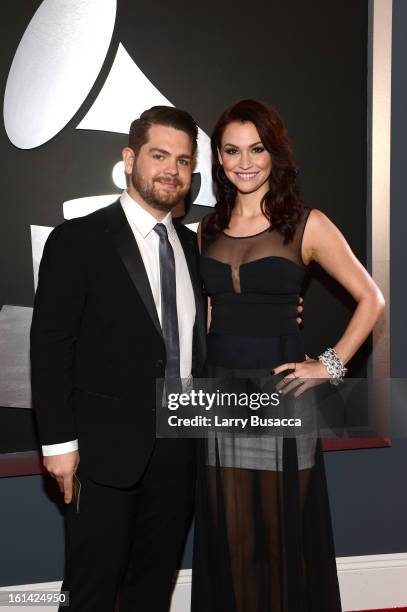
101, 202, 206, 367
103, 201, 163, 340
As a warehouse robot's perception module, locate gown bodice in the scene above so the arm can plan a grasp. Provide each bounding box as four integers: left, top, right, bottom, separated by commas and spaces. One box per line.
200, 209, 310, 336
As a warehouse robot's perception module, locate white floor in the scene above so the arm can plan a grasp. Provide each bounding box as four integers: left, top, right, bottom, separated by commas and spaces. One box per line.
1, 553, 407, 611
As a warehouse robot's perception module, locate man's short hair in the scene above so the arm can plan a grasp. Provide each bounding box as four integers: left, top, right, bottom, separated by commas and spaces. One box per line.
129, 106, 198, 156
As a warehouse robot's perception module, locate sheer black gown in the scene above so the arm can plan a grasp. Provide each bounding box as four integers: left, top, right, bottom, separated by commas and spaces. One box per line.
191, 210, 342, 612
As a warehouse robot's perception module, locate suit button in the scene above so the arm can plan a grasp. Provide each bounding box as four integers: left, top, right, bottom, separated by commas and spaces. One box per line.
156, 359, 164, 367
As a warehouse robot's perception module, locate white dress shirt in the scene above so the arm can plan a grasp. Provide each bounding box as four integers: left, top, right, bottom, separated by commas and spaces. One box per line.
42, 191, 196, 456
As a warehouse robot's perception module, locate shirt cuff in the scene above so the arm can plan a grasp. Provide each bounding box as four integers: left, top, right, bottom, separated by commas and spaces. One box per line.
42, 440, 79, 456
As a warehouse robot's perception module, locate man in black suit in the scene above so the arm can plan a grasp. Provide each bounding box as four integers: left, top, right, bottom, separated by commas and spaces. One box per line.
30, 106, 206, 611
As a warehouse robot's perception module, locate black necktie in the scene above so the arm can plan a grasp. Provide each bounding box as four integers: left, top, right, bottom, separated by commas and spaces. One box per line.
153, 223, 180, 379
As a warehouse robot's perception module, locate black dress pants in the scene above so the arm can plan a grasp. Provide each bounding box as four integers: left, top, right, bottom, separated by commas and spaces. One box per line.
59, 439, 196, 612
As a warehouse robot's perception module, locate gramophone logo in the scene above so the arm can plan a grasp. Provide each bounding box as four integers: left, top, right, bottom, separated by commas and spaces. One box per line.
1, 0, 214, 411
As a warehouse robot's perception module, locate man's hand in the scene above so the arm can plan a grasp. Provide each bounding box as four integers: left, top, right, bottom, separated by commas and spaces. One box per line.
43, 451, 80, 504
296, 296, 304, 325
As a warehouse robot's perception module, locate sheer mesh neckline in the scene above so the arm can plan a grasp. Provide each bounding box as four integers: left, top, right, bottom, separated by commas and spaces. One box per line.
201, 208, 311, 294
223, 227, 271, 240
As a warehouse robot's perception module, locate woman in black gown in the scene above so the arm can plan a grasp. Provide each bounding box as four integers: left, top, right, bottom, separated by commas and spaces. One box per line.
191, 99, 384, 612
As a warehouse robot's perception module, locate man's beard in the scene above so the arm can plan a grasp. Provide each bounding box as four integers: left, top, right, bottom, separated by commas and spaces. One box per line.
131, 169, 188, 212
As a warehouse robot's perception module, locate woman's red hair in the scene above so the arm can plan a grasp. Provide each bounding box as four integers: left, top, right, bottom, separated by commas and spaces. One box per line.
208, 99, 304, 242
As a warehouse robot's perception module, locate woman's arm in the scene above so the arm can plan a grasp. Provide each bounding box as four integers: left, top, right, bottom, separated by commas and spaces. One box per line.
274, 209, 385, 382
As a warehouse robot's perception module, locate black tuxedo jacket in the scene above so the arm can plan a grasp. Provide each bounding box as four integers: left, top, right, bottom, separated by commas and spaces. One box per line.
30, 200, 206, 487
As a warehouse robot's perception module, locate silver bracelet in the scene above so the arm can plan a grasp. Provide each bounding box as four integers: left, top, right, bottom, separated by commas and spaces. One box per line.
318, 347, 347, 386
